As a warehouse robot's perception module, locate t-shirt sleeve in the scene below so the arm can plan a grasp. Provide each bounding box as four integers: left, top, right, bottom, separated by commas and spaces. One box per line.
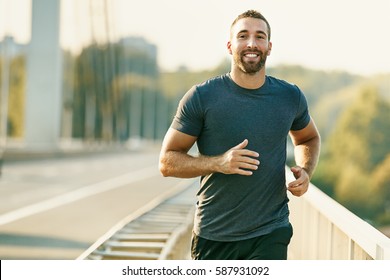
170, 86, 203, 137
290, 86, 311, 131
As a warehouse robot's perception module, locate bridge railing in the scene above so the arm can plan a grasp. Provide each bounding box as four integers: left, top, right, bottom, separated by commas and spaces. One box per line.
287, 167, 390, 260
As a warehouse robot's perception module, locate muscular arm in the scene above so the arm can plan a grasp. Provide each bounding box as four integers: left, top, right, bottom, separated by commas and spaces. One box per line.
159, 128, 260, 178
287, 118, 321, 196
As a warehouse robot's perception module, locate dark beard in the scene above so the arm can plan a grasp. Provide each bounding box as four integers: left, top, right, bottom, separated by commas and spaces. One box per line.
234, 51, 267, 74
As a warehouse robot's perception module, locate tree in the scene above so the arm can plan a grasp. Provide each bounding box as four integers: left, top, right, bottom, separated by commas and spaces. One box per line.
372, 155, 390, 224
314, 85, 390, 223
327, 86, 390, 172
2, 55, 26, 138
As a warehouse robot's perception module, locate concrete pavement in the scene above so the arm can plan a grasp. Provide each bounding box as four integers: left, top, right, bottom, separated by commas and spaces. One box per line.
0, 149, 192, 259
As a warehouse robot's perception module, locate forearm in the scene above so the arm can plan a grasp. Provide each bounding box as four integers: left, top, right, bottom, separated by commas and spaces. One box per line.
159, 150, 220, 178
293, 135, 321, 178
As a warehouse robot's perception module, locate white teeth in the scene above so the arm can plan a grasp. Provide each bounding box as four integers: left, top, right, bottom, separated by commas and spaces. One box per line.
245, 54, 258, 58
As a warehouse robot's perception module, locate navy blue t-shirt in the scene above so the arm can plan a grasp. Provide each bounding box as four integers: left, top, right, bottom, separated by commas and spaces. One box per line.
171, 73, 311, 241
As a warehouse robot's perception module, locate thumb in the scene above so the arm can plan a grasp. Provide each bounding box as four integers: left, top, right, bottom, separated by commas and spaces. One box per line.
290, 166, 301, 178
232, 139, 248, 150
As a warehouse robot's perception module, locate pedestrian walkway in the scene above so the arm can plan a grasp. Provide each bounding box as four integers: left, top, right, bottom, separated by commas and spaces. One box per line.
78, 179, 198, 260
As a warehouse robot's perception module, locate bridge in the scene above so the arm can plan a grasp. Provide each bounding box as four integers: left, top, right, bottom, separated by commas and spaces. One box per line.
0, 0, 389, 262
0, 149, 389, 261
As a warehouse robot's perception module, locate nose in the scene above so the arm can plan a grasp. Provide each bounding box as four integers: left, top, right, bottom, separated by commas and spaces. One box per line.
246, 37, 257, 49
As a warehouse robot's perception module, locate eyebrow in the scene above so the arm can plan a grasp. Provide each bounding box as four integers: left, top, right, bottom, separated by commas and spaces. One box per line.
237, 29, 268, 37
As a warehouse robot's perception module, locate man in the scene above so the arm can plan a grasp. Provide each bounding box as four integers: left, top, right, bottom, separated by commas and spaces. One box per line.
159, 10, 320, 260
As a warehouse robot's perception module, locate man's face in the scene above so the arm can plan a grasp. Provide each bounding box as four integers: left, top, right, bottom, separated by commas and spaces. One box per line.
228, 17, 272, 74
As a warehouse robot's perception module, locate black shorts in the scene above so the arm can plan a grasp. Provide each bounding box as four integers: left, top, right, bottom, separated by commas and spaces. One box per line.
191, 223, 293, 260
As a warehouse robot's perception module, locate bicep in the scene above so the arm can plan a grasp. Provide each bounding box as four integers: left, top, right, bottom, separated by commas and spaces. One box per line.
161, 128, 197, 154
289, 118, 320, 146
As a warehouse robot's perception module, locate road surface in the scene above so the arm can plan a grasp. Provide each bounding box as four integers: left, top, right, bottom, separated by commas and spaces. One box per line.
0, 150, 190, 259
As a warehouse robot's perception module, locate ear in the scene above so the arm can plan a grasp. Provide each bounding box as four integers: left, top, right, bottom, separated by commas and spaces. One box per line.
267, 41, 272, 56
227, 41, 232, 55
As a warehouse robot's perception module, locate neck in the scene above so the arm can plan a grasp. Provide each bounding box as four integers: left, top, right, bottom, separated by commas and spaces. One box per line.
229, 67, 266, 89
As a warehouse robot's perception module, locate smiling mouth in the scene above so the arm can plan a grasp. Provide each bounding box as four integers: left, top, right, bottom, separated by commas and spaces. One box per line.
244, 53, 259, 58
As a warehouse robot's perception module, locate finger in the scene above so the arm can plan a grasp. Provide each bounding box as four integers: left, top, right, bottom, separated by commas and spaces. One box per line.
232, 139, 248, 150
290, 166, 301, 179
231, 148, 259, 158
290, 166, 300, 173
229, 158, 259, 172
288, 184, 301, 191
288, 188, 304, 197
288, 179, 303, 188
288, 181, 309, 197
289, 187, 307, 197
237, 156, 260, 165
238, 149, 260, 158
237, 162, 259, 171
235, 168, 254, 176
288, 182, 303, 192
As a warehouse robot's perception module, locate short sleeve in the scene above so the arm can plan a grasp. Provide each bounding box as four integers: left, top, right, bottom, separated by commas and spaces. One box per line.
290, 86, 311, 131
170, 86, 204, 137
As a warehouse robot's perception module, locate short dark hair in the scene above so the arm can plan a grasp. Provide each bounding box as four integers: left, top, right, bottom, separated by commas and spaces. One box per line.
230, 10, 271, 40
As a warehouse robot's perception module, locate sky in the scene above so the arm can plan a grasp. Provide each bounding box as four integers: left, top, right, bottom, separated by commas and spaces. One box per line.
1, 0, 390, 76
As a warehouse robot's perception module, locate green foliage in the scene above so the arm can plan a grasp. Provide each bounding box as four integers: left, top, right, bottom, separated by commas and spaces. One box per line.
160, 59, 230, 98
372, 155, 390, 224
267, 64, 361, 106
313, 74, 390, 141
0, 55, 26, 138
310, 156, 337, 197
328, 86, 390, 171
335, 164, 379, 220
313, 86, 390, 225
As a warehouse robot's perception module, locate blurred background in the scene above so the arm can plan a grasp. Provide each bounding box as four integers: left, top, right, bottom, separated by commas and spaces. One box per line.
0, 0, 389, 259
